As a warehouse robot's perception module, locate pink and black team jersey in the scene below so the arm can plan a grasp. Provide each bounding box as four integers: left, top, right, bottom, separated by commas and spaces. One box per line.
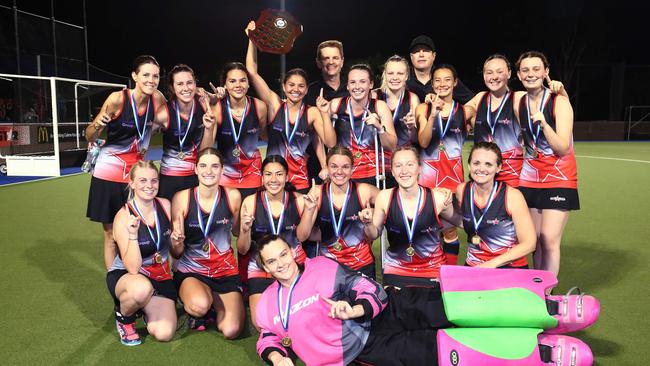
216, 96, 263, 189
419, 101, 468, 190
248, 191, 306, 279
109, 198, 172, 281
518, 93, 578, 189
256, 256, 388, 366
266, 102, 312, 190
174, 186, 238, 278
93, 89, 156, 183
316, 182, 374, 270
160, 97, 206, 176
332, 97, 381, 180
460, 182, 527, 267
384, 187, 446, 278
474, 92, 524, 187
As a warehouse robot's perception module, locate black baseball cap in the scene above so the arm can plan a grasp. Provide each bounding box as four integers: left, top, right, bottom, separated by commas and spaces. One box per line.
409, 35, 435, 53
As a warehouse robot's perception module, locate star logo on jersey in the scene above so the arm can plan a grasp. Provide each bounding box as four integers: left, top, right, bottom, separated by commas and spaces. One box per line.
423, 150, 464, 188
498, 118, 511, 125
247, 127, 258, 134
218, 218, 229, 225
486, 218, 500, 225
347, 214, 359, 221
450, 127, 462, 134
294, 131, 308, 138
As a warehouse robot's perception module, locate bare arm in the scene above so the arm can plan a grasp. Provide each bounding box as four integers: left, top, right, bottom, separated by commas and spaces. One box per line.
245, 22, 282, 115
226, 187, 242, 236
364, 189, 389, 240
537, 95, 573, 156
85, 91, 122, 143
113, 206, 143, 274
296, 183, 320, 242
373, 100, 397, 151
170, 190, 189, 259
237, 195, 256, 255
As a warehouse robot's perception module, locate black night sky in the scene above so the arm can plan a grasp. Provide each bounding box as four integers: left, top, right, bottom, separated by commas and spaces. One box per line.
2, 0, 649, 121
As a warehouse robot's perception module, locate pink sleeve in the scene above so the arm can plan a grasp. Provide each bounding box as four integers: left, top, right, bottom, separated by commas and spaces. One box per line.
255, 289, 289, 364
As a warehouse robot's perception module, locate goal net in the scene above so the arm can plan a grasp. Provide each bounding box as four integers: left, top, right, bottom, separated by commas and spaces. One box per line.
0, 74, 125, 176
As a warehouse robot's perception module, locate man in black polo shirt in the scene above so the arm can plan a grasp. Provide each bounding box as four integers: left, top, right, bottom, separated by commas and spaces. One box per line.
407, 35, 474, 104
306, 40, 349, 105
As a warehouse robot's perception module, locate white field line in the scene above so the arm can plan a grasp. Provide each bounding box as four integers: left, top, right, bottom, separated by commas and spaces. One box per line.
575, 155, 650, 164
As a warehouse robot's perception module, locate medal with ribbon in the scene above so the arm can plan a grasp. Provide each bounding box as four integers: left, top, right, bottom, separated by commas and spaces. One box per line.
486, 92, 509, 139
131, 199, 162, 264
469, 182, 499, 245
195, 186, 221, 253
263, 191, 287, 235
278, 273, 301, 348
385, 89, 403, 124
346, 98, 369, 148
398, 187, 422, 257
284, 102, 304, 145
437, 100, 456, 151
328, 182, 350, 251
129, 90, 151, 153
227, 97, 249, 158
175, 100, 195, 160
525, 88, 549, 158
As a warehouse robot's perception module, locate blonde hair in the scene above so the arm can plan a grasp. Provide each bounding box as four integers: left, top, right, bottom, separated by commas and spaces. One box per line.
127, 160, 159, 200
380, 55, 410, 91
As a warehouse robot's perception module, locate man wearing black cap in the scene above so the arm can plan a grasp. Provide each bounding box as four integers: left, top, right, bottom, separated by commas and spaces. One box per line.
407, 35, 474, 103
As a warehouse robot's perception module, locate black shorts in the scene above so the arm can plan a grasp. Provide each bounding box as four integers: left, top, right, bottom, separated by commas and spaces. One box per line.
87, 176, 129, 223
174, 271, 242, 294
355, 263, 376, 280
356, 287, 451, 365
158, 174, 198, 201
106, 269, 178, 307
248, 277, 275, 295
519, 187, 580, 211
382, 274, 441, 289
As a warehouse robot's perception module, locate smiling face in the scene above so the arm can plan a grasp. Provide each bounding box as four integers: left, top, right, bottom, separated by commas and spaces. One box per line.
517, 57, 548, 91
195, 153, 223, 187
132, 63, 160, 96
384, 61, 408, 92
283, 74, 307, 104
432, 67, 457, 99
172, 71, 196, 104
225, 69, 250, 100
130, 166, 159, 201
409, 45, 436, 72
259, 238, 298, 283
392, 149, 421, 189
262, 162, 288, 195
483, 58, 511, 93
327, 153, 353, 186
317, 46, 344, 77
347, 69, 373, 102
468, 148, 501, 184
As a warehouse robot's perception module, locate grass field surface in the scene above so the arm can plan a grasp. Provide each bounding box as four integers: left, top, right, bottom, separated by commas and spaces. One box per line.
1, 141, 648, 365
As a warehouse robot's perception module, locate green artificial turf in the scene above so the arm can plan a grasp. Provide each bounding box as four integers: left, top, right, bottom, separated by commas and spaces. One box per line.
0, 142, 648, 365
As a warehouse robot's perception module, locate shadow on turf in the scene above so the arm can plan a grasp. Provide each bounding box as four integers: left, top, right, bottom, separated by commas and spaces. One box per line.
25, 238, 261, 364
557, 241, 640, 293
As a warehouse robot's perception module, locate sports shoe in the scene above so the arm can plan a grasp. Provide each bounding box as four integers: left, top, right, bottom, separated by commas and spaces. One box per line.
115, 320, 142, 346
205, 307, 217, 326
546, 287, 600, 334
188, 316, 206, 331
538, 334, 593, 366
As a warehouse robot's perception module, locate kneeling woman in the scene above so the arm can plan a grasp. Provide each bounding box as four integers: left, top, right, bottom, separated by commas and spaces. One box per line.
107, 161, 177, 346
303, 146, 379, 278
255, 235, 598, 366
365, 146, 456, 288
170, 148, 244, 338
237, 155, 315, 329
456, 142, 536, 268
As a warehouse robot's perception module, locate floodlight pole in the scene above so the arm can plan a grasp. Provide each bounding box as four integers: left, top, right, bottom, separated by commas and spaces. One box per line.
280, 0, 286, 83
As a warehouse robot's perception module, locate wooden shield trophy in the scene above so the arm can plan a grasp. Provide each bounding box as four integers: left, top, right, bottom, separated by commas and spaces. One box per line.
249, 9, 303, 54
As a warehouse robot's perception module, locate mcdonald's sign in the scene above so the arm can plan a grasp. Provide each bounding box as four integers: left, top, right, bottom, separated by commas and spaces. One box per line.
37, 126, 50, 143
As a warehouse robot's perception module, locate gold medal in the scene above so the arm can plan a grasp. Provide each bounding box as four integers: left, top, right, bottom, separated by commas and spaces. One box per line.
281, 336, 292, 347
438, 144, 446, 152
333, 242, 343, 251
355, 151, 362, 159
154, 252, 163, 264
471, 235, 481, 245
232, 148, 241, 158
177, 151, 186, 160
202, 241, 210, 252
526, 146, 538, 158
405, 246, 415, 257
139, 148, 147, 155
